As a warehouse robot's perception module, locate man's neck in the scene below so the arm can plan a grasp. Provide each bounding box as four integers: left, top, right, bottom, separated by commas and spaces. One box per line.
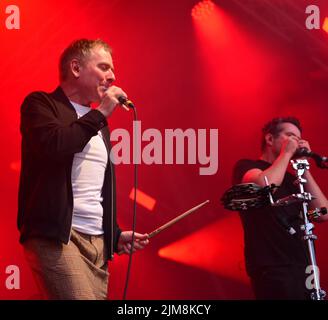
60, 82, 90, 107
260, 151, 276, 164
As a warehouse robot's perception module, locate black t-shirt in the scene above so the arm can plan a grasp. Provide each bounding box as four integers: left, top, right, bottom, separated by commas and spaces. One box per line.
232, 159, 310, 276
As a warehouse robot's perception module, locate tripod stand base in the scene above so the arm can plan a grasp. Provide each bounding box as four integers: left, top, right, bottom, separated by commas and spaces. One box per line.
310, 289, 326, 300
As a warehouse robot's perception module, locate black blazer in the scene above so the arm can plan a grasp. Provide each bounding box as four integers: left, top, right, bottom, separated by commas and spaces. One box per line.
18, 86, 121, 260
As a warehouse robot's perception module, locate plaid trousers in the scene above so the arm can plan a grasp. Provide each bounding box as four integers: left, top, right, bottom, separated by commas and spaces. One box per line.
23, 229, 109, 300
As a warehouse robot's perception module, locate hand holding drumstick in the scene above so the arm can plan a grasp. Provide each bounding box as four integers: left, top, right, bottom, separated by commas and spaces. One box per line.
117, 200, 210, 255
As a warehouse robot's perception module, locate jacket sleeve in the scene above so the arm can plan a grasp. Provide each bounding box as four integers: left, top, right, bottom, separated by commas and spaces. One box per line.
114, 226, 122, 253
20, 92, 107, 159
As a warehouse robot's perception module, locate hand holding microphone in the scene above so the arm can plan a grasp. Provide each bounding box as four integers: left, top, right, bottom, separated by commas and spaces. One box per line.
97, 85, 134, 117
118, 96, 135, 109
282, 137, 328, 168
281, 136, 299, 158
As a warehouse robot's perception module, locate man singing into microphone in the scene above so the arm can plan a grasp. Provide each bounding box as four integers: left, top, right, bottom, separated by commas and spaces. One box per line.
18, 39, 149, 300
232, 117, 328, 299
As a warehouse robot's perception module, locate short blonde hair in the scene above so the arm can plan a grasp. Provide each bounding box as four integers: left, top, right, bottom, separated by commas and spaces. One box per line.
59, 39, 112, 81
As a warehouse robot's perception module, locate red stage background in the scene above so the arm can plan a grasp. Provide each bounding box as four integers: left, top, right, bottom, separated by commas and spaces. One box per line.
0, 0, 328, 299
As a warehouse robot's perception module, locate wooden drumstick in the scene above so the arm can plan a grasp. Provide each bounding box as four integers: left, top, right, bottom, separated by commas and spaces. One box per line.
118, 200, 210, 255
148, 199, 210, 238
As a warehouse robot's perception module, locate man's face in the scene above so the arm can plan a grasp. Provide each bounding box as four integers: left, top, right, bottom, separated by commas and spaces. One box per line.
77, 46, 115, 103
271, 122, 301, 156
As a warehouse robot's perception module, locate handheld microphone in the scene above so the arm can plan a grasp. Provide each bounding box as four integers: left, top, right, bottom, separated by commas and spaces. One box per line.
118, 96, 135, 109
294, 147, 328, 168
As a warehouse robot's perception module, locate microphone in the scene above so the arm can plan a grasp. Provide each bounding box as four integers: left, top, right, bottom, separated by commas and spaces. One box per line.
294, 147, 328, 168
118, 96, 135, 109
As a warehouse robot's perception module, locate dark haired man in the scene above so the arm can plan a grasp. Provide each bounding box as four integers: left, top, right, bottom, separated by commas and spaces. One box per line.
233, 117, 328, 299
18, 39, 149, 299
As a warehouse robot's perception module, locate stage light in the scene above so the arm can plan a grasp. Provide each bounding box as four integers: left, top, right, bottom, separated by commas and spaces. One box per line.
158, 215, 249, 283
129, 188, 156, 211
191, 0, 215, 20
323, 17, 328, 34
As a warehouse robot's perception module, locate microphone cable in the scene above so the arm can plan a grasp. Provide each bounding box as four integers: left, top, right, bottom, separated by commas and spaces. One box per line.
122, 104, 138, 300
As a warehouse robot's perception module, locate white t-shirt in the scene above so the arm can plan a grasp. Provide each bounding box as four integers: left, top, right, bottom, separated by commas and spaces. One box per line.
70, 101, 108, 235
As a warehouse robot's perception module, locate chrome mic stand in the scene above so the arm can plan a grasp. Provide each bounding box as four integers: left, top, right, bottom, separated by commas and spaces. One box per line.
290, 159, 326, 300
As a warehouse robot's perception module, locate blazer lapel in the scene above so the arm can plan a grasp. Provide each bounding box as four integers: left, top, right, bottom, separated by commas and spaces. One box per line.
100, 127, 111, 158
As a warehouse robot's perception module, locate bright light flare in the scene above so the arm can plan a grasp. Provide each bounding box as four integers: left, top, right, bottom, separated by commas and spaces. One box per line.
323, 17, 328, 34
129, 188, 156, 211
191, 0, 215, 21
158, 215, 249, 284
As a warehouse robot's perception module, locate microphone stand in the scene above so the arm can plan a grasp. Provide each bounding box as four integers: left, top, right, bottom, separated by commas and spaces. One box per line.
290, 159, 326, 300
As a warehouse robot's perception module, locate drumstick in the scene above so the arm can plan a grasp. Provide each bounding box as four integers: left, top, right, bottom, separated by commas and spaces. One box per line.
148, 199, 210, 238
118, 200, 210, 255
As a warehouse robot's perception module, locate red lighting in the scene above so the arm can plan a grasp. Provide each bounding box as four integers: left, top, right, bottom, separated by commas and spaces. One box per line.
191, 0, 215, 20
158, 215, 249, 284
10, 160, 21, 172
129, 188, 156, 211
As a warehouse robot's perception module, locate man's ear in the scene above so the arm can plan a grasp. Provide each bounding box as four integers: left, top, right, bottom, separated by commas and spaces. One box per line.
265, 133, 274, 147
70, 59, 81, 78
